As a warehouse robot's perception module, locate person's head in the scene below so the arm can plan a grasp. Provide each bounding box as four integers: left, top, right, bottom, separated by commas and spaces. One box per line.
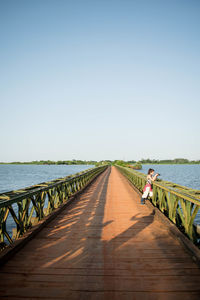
148, 168, 154, 175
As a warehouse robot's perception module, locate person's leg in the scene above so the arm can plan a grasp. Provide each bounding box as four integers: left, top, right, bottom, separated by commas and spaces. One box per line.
141, 187, 150, 204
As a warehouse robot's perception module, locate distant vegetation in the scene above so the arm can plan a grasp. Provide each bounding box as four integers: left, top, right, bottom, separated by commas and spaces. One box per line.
128, 163, 142, 170
113, 160, 142, 170
95, 160, 112, 167
0, 160, 97, 165
139, 158, 200, 164
0, 158, 199, 166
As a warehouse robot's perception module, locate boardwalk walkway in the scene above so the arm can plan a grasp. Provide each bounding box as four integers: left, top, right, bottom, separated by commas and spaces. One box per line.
0, 166, 200, 299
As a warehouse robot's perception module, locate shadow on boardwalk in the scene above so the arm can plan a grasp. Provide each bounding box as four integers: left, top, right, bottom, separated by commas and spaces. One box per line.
0, 167, 111, 270
1, 166, 200, 299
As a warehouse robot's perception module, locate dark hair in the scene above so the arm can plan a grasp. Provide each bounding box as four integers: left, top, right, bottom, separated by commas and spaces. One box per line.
148, 168, 154, 175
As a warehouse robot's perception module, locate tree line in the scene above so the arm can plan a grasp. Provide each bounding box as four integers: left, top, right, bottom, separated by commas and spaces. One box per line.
139, 158, 200, 164
0, 160, 96, 165
0, 158, 199, 165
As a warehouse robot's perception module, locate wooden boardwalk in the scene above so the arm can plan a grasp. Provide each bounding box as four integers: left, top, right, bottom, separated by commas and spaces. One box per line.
0, 166, 200, 299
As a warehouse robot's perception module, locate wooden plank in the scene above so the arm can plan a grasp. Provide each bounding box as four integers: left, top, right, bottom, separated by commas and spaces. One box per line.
0, 167, 200, 299
1, 265, 200, 276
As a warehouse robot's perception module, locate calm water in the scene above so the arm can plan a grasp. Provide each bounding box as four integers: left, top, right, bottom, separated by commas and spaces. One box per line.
0, 164, 200, 235
0, 164, 200, 194
140, 164, 200, 190
0, 164, 94, 241
0, 164, 94, 194
140, 164, 200, 224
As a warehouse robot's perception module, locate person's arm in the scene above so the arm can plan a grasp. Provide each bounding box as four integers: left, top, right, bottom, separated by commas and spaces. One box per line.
149, 174, 159, 181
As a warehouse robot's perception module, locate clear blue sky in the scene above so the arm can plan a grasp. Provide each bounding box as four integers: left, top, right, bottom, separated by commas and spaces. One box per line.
0, 0, 200, 162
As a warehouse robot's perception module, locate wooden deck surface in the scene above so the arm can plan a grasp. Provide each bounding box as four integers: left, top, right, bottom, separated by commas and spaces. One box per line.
0, 166, 200, 299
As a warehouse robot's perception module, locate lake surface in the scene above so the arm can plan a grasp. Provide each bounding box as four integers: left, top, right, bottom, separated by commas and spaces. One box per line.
140, 164, 200, 225
0, 164, 200, 237
0, 164, 200, 194
0, 164, 95, 242
140, 164, 200, 190
0, 164, 94, 194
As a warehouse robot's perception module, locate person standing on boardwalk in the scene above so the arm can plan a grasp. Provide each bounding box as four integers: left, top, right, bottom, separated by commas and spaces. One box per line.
141, 168, 159, 204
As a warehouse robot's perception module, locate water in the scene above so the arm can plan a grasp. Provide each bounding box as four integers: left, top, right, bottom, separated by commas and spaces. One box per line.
0, 164, 94, 194
140, 164, 200, 225
1, 164, 199, 194
0, 164, 200, 237
140, 164, 200, 191
0, 164, 95, 242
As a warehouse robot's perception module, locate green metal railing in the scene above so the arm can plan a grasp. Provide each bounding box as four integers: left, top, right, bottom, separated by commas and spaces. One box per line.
116, 165, 200, 244
0, 165, 108, 249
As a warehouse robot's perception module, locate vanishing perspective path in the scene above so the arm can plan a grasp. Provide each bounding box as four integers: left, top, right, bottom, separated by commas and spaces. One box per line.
0, 166, 200, 299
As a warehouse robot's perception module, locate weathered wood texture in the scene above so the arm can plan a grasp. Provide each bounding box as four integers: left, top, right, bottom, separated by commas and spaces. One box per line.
0, 165, 107, 248
116, 165, 200, 243
0, 166, 200, 299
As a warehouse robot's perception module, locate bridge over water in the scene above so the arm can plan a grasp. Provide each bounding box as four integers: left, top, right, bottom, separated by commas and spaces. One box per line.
0, 166, 200, 299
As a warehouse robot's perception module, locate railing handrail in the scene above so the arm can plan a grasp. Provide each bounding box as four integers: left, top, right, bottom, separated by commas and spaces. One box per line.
0, 165, 109, 248
0, 167, 100, 207
115, 165, 200, 244
119, 166, 200, 205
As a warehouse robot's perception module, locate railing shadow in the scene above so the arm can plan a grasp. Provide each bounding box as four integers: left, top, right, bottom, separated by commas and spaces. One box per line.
6, 166, 112, 271
1, 166, 199, 298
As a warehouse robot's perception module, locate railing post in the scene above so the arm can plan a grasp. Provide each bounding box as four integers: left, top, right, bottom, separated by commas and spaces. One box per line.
115, 164, 200, 245
0, 165, 108, 250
